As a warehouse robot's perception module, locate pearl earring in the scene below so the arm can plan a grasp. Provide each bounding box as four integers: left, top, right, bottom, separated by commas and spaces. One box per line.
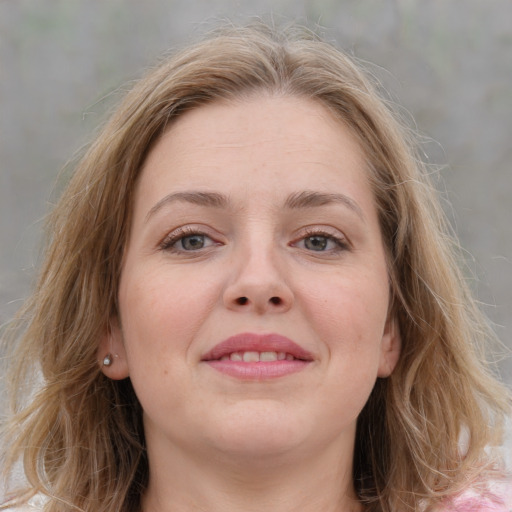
103, 353, 113, 367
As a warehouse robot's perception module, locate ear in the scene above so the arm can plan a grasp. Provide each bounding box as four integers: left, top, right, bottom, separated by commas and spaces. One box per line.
377, 316, 401, 378
97, 317, 130, 380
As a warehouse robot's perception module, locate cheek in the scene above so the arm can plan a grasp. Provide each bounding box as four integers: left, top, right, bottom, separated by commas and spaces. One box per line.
302, 269, 389, 348
118, 265, 220, 368
116, 266, 223, 418
307, 279, 388, 421
299, 267, 390, 404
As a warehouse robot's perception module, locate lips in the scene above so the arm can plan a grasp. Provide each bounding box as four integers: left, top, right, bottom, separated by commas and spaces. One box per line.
202, 333, 313, 379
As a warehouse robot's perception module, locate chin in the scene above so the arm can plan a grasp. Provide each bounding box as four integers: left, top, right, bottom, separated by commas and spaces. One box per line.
203, 401, 311, 458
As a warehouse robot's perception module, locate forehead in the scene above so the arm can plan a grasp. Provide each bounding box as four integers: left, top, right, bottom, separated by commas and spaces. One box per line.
138, 95, 369, 201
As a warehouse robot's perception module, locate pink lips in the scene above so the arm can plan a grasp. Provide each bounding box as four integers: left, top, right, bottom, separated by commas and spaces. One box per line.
202, 333, 313, 380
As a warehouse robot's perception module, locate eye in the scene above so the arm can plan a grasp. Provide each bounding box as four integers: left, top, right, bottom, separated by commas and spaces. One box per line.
160, 228, 218, 253
303, 235, 333, 251
292, 230, 349, 253
177, 234, 212, 251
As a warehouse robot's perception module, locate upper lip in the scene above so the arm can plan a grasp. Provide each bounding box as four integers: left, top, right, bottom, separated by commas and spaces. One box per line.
201, 332, 314, 361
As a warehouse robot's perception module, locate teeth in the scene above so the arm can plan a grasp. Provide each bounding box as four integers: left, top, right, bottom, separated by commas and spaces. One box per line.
242, 351, 259, 362
260, 351, 277, 362
224, 351, 295, 362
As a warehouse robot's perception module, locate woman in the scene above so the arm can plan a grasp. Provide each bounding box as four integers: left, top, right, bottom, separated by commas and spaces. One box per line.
1, 23, 510, 512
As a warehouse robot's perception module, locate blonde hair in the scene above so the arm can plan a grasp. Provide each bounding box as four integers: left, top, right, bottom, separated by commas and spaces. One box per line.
1, 22, 509, 512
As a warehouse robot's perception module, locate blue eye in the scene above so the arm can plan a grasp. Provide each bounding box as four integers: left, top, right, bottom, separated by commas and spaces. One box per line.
179, 234, 209, 250
303, 235, 331, 251
160, 229, 217, 252
294, 231, 349, 253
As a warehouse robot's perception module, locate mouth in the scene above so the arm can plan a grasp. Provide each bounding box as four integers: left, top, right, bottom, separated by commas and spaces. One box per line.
217, 351, 301, 362
201, 332, 313, 379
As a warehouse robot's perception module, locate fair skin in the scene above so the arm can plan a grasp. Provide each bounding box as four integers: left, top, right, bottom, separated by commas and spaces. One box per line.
100, 95, 400, 512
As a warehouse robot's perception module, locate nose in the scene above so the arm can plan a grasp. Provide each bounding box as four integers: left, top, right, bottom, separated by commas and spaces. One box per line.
223, 244, 294, 314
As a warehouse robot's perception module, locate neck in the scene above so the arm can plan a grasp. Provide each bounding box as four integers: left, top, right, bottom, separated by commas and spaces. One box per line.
142, 436, 363, 512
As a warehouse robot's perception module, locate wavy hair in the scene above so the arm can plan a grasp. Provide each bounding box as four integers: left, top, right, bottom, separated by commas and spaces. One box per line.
1, 22, 509, 512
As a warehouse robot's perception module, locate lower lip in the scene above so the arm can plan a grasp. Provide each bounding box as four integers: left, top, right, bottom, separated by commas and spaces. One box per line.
205, 360, 310, 380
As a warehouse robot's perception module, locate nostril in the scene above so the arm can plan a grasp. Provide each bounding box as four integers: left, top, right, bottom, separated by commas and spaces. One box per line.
233, 296, 284, 307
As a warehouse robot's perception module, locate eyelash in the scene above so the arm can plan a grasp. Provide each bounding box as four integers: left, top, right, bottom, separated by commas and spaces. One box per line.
159, 227, 216, 253
294, 228, 350, 253
159, 226, 350, 255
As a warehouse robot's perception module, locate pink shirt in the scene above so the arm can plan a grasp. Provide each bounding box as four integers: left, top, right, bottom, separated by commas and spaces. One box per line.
441, 480, 512, 511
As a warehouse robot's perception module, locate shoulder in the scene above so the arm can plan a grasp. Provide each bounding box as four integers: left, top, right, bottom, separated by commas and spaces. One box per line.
1, 494, 46, 512
2, 505, 41, 512
2, 505, 42, 512
440, 479, 512, 512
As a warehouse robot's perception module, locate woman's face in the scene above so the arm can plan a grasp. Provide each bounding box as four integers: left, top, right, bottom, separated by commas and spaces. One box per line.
101, 95, 400, 465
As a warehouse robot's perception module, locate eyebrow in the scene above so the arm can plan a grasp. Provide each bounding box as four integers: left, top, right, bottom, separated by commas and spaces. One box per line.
284, 191, 365, 222
146, 191, 228, 222
145, 190, 365, 222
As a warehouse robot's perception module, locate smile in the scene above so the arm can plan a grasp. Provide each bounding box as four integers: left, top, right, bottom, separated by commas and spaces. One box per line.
220, 351, 298, 362
202, 333, 313, 379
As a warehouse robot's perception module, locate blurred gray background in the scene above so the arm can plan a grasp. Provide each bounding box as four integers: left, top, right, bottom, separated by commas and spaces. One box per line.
0, 0, 511, 388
